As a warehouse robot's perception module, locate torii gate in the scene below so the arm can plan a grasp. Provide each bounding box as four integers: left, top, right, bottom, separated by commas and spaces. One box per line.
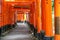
1, 0, 60, 40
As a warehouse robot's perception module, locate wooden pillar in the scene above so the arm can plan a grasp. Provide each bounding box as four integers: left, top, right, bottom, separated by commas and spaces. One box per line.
41, 0, 53, 39
54, 0, 60, 40
0, 0, 2, 27
35, 0, 41, 33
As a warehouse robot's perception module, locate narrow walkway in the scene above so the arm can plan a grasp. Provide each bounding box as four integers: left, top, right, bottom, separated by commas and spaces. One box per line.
1, 23, 35, 40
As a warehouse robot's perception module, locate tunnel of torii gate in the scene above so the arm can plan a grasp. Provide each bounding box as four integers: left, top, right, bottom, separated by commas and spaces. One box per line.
0, 0, 60, 40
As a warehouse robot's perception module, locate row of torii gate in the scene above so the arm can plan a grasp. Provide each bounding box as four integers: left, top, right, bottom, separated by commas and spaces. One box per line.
0, 0, 60, 40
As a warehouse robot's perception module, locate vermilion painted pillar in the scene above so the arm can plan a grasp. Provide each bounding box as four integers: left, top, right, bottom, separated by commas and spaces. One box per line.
0, 1, 2, 28
41, 0, 53, 39
36, 0, 41, 33
32, 2, 37, 28
17, 13, 21, 22
34, 13, 37, 28
35, 0, 42, 39
29, 3, 35, 26
30, 13, 34, 25
54, 0, 60, 40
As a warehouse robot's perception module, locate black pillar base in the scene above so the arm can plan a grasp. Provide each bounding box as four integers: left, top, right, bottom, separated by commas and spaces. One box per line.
29, 24, 35, 32
17, 21, 21, 23
1, 25, 12, 33
33, 28, 37, 37
0, 25, 11, 36
0, 28, 2, 36
36, 33, 41, 40
43, 37, 54, 40
0, 24, 16, 36
7, 25, 12, 29
36, 30, 45, 40
12, 24, 15, 28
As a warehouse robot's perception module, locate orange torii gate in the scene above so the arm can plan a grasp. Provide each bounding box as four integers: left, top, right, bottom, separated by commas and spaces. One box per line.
1, 0, 41, 38
0, 0, 55, 40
